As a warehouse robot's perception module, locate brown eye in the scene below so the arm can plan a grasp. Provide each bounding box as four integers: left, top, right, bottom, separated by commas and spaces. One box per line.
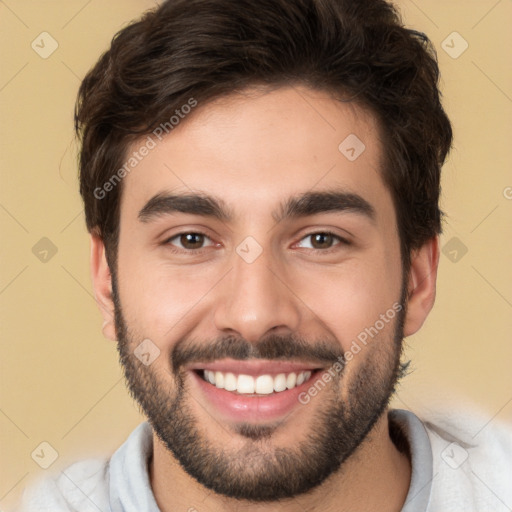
310, 233, 335, 249
180, 233, 205, 249
296, 232, 347, 250
167, 232, 214, 250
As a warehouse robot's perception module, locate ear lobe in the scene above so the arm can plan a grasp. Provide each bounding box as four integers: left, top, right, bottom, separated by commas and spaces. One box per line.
403, 236, 440, 337
90, 233, 117, 341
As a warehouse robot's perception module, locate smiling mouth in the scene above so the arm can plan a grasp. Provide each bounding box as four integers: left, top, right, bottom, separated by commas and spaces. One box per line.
196, 369, 320, 395
188, 360, 327, 421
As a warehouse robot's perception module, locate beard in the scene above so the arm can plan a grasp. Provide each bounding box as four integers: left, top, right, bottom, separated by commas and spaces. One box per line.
112, 275, 408, 502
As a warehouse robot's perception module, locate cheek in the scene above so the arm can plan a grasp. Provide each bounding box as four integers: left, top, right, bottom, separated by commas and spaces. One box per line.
289, 255, 401, 351
116, 254, 224, 341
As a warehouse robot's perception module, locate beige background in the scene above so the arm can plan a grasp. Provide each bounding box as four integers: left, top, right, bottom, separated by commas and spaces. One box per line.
1, 0, 511, 509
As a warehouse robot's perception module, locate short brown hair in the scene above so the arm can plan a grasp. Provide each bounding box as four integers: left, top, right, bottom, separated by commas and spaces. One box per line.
75, 0, 452, 270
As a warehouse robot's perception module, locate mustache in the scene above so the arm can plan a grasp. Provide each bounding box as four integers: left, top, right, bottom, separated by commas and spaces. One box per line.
171, 334, 345, 373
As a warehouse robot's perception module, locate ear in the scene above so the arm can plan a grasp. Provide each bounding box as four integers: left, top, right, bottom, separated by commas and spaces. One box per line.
90, 233, 117, 341
403, 236, 440, 337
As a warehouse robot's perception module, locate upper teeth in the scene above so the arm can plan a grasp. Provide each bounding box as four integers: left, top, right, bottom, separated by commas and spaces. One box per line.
203, 370, 312, 395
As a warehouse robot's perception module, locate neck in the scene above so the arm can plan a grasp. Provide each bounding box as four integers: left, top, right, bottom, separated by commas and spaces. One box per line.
150, 410, 411, 512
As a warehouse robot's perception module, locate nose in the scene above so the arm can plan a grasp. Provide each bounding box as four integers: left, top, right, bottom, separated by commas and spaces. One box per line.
213, 247, 302, 343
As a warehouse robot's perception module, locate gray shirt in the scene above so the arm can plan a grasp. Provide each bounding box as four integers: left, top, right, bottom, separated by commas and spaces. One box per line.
20, 409, 512, 511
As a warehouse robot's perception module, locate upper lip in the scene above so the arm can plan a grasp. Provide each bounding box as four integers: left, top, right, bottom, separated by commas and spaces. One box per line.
187, 358, 324, 376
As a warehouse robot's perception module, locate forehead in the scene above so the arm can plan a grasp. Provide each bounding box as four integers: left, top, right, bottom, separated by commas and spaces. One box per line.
120, 86, 389, 220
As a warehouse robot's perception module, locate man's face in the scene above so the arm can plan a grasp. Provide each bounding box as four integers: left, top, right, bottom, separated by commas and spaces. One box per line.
112, 87, 406, 500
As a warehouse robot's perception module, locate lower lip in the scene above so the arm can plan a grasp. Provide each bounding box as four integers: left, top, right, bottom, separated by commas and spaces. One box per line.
190, 370, 319, 423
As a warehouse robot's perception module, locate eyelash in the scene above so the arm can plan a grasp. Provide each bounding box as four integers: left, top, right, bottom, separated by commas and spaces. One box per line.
294, 231, 350, 252
163, 231, 350, 253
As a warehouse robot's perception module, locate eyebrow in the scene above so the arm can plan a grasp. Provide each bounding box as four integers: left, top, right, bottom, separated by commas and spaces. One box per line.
138, 190, 375, 224
274, 190, 375, 223
138, 193, 232, 223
